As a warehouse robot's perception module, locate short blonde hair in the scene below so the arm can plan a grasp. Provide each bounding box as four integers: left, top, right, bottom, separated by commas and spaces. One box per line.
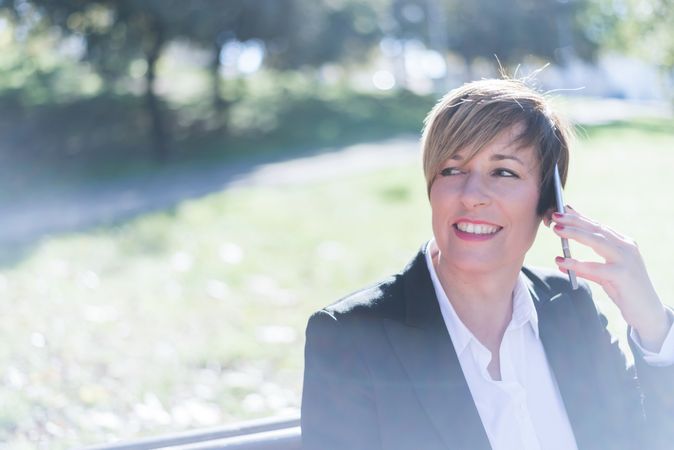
421, 79, 572, 216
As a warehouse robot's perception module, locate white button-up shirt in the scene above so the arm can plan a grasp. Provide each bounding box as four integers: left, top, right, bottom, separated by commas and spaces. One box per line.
424, 240, 674, 450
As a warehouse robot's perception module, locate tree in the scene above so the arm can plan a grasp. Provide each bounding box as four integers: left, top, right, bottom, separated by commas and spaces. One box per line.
597, 0, 674, 84
171, 0, 384, 131
264, 0, 383, 70
172, 0, 292, 132
10, 0, 189, 160
449, 0, 601, 68
387, 0, 604, 79
8, 0, 386, 157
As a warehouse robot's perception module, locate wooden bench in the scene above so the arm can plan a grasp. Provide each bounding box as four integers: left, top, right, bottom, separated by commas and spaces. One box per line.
80, 416, 301, 450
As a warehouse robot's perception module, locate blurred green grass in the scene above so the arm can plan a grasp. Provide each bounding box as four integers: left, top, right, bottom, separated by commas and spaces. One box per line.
0, 117, 673, 449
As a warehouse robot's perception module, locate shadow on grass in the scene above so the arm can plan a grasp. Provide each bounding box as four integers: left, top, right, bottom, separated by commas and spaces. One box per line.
0, 88, 434, 267
0, 88, 433, 196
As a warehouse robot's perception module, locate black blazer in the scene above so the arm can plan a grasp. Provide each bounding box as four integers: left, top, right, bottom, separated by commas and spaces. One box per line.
301, 248, 674, 450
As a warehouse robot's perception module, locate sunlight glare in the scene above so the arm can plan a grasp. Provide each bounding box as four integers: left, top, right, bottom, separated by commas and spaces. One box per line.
373, 70, 395, 90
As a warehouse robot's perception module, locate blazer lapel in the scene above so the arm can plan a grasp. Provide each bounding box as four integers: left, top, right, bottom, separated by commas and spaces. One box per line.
524, 272, 601, 450
383, 250, 491, 450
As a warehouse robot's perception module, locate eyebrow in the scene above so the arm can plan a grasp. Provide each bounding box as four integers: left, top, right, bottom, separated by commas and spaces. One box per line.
450, 153, 525, 165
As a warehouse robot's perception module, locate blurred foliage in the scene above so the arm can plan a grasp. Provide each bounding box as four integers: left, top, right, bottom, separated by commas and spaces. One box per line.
443, 0, 601, 65
590, 0, 674, 71
0, 0, 623, 169
0, 0, 387, 159
0, 72, 434, 201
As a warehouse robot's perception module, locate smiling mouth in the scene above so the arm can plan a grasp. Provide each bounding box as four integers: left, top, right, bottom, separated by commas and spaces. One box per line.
453, 222, 502, 235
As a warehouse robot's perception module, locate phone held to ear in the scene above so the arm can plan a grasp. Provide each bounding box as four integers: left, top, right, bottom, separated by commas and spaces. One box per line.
554, 163, 579, 290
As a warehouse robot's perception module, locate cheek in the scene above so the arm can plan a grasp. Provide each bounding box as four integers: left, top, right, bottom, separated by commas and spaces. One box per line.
429, 190, 460, 231
428, 184, 447, 216
512, 182, 540, 209
429, 185, 455, 237
507, 186, 541, 229
520, 196, 544, 232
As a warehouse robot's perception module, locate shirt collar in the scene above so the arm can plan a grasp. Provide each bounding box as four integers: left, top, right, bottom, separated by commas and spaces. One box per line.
511, 269, 539, 338
424, 239, 540, 356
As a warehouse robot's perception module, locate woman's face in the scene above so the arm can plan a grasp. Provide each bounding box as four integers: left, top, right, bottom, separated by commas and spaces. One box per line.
429, 123, 542, 275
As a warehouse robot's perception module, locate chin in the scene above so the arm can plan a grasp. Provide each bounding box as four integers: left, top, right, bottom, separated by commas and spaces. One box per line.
446, 256, 502, 274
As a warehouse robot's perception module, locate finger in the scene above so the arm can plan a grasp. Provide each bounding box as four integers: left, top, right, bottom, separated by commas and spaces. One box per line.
552, 210, 601, 230
556, 262, 621, 300
554, 206, 630, 244
562, 204, 584, 219
553, 219, 640, 262
552, 212, 628, 245
552, 224, 621, 260
565, 205, 590, 219
565, 204, 577, 213
555, 257, 612, 285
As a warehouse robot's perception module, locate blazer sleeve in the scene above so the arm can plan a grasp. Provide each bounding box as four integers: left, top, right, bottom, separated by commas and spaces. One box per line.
301, 310, 381, 450
576, 283, 674, 450
629, 328, 674, 450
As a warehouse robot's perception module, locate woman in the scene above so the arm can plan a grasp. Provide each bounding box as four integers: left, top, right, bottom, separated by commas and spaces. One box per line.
301, 79, 674, 450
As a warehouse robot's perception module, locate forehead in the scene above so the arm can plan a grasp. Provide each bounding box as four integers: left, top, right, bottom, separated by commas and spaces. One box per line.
450, 123, 540, 165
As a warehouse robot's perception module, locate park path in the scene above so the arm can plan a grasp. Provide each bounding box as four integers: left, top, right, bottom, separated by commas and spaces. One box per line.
1, 98, 671, 247
0, 135, 420, 246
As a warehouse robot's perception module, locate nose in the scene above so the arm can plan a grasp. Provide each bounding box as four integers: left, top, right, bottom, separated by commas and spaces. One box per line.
459, 172, 491, 208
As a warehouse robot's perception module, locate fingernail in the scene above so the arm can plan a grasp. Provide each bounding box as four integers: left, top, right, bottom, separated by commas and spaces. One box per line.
552, 212, 563, 219
554, 224, 565, 231
555, 256, 565, 264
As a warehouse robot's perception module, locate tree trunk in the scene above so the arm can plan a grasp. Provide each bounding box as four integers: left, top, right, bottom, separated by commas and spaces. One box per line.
211, 41, 229, 133
145, 22, 169, 162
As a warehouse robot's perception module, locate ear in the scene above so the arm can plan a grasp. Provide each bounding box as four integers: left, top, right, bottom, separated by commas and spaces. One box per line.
541, 208, 555, 227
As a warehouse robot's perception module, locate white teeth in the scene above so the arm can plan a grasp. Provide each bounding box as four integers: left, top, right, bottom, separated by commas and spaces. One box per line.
456, 222, 500, 234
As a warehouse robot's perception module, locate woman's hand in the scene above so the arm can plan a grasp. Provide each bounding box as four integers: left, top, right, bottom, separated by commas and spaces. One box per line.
549, 206, 672, 352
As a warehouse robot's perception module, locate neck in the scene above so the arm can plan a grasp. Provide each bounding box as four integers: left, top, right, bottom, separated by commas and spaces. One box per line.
431, 245, 523, 349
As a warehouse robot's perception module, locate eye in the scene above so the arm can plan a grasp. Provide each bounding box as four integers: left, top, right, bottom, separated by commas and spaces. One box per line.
493, 168, 519, 178
440, 167, 463, 176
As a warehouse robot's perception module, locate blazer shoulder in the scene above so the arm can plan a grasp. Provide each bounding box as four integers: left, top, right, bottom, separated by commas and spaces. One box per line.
522, 266, 593, 302
319, 273, 405, 322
